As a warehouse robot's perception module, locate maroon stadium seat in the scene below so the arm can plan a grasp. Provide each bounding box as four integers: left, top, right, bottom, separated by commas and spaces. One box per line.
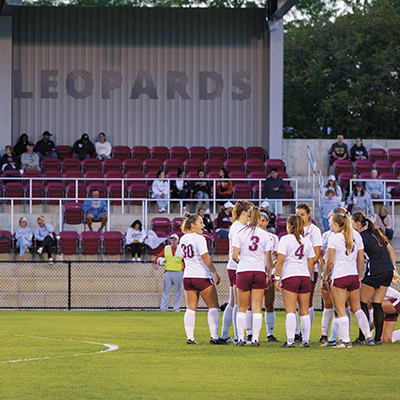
204, 159, 223, 174
102, 158, 122, 173
170, 146, 188, 161
62, 158, 82, 173
63, 202, 84, 225
265, 159, 286, 174
64, 170, 84, 185
354, 159, 373, 175
129, 183, 149, 206
43, 170, 63, 184
151, 146, 169, 160
373, 160, 393, 175
282, 183, 294, 205
87, 183, 108, 199
104, 171, 124, 185
172, 217, 184, 231
244, 159, 265, 174
183, 159, 204, 174
275, 218, 287, 234
82, 158, 102, 172
80, 231, 102, 255
85, 171, 104, 185
66, 182, 86, 200
246, 146, 266, 161
151, 217, 171, 235
388, 149, 400, 163
163, 158, 184, 174
46, 182, 66, 205
208, 146, 226, 161
333, 159, 353, 178
143, 158, 164, 174
229, 171, 248, 185
123, 158, 143, 173
112, 146, 131, 161
125, 171, 146, 185
226, 146, 245, 160
223, 159, 244, 173
103, 231, 124, 255
189, 146, 208, 161
58, 231, 80, 255
249, 171, 268, 186
232, 183, 252, 199
108, 181, 128, 205
212, 232, 229, 255
41, 158, 61, 173
368, 148, 387, 163
0, 231, 13, 253
4, 182, 24, 204
25, 182, 45, 205
132, 146, 150, 161
56, 145, 72, 160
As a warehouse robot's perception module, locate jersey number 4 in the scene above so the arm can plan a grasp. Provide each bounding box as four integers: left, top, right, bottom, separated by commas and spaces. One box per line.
295, 244, 305, 259
181, 244, 194, 258
249, 236, 260, 251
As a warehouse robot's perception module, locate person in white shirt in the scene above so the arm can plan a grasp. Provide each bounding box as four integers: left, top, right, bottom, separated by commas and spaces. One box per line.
220, 200, 253, 343
95, 132, 112, 161
296, 203, 322, 334
275, 214, 315, 348
176, 212, 225, 345
258, 211, 280, 342
381, 286, 400, 343
232, 207, 273, 347
126, 219, 147, 261
152, 170, 169, 213
325, 213, 374, 348
321, 175, 342, 202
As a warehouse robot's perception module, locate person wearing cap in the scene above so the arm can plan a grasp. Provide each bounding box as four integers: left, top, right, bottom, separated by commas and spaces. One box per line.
365, 169, 391, 210
261, 201, 276, 233
263, 168, 286, 218
126, 219, 146, 262
15, 217, 33, 260
215, 201, 234, 239
34, 215, 55, 263
321, 175, 342, 202
21, 142, 40, 171
35, 131, 57, 160
346, 181, 374, 216
153, 233, 184, 312
318, 189, 342, 232
95, 132, 112, 161
72, 133, 96, 161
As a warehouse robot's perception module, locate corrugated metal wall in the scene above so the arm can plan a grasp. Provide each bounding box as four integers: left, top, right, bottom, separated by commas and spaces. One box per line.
12, 7, 268, 148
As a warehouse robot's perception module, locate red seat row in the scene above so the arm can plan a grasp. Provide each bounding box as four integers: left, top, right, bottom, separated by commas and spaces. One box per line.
334, 159, 400, 178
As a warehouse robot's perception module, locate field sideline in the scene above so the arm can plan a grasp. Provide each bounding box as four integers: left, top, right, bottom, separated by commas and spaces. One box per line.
1, 310, 399, 399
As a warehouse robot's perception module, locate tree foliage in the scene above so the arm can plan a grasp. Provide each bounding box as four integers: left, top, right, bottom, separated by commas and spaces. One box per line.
284, 0, 400, 139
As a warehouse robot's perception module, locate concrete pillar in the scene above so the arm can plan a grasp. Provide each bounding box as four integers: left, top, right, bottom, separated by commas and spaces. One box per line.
0, 16, 12, 150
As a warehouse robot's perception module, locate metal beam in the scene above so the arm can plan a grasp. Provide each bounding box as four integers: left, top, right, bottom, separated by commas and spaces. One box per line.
272, 0, 299, 19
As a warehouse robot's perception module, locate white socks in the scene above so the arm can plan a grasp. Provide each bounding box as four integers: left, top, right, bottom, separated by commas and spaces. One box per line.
265, 312, 276, 336
252, 313, 262, 342
246, 310, 253, 335
233, 305, 238, 340
184, 309, 196, 340
338, 316, 350, 343
329, 316, 339, 342
392, 330, 400, 343
221, 304, 233, 339
321, 308, 333, 336
286, 313, 296, 344
300, 314, 311, 342
295, 311, 301, 335
346, 306, 352, 328
237, 312, 246, 342
208, 308, 220, 340
354, 309, 371, 340
308, 306, 314, 327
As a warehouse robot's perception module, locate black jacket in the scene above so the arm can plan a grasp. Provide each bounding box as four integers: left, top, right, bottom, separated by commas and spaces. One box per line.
35, 139, 56, 155
72, 139, 95, 157
1, 153, 20, 170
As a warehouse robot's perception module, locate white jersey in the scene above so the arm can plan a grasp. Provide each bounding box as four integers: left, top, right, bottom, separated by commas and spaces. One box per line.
232, 226, 272, 273
176, 233, 211, 279
268, 232, 279, 253
227, 220, 246, 271
321, 230, 332, 265
304, 223, 322, 272
278, 234, 315, 280
385, 287, 400, 307
327, 231, 364, 279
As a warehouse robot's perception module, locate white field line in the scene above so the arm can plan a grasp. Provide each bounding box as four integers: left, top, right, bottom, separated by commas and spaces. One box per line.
0, 334, 119, 364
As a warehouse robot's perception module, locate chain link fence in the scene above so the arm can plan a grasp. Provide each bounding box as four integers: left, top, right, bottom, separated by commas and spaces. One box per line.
1, 261, 399, 310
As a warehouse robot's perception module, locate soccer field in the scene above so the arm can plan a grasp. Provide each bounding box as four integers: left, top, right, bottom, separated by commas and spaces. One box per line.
1, 310, 399, 399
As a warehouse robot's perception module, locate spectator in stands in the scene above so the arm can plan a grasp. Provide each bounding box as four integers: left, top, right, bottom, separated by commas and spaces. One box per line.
152, 170, 169, 213
192, 169, 211, 214
318, 189, 342, 232
82, 188, 108, 233
171, 168, 191, 212
34, 215, 55, 263
21, 142, 40, 171
1, 145, 20, 172
321, 175, 342, 201
350, 173, 360, 195
95, 132, 112, 161
263, 168, 286, 218
216, 167, 232, 204
374, 205, 393, 243
329, 134, 348, 160
153, 233, 184, 312
34, 131, 57, 160
72, 133, 96, 160
215, 201, 234, 239
350, 138, 368, 162
198, 208, 213, 233
15, 217, 33, 260
366, 169, 391, 209
13, 133, 29, 158
126, 219, 146, 262
260, 201, 276, 233
346, 182, 374, 216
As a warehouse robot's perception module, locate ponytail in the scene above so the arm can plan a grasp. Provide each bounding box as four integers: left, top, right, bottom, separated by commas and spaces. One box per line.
287, 214, 304, 244
181, 212, 201, 233
331, 213, 353, 254
352, 212, 389, 247
232, 200, 254, 222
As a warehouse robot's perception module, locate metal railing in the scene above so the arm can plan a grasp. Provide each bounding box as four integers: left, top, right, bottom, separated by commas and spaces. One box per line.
307, 145, 317, 195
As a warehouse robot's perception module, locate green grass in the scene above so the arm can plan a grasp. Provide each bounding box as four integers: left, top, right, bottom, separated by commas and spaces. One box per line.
0, 310, 399, 399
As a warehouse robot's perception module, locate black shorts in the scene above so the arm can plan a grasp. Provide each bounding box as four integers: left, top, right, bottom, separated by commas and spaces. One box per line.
362, 270, 393, 289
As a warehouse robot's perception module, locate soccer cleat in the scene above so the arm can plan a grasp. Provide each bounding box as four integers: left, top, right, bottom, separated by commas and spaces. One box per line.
319, 335, 328, 344
294, 333, 302, 343
332, 340, 352, 348
351, 338, 364, 346
374, 340, 383, 345
48, 258, 53, 264
219, 337, 234, 344
210, 337, 228, 345
236, 340, 245, 347
186, 339, 198, 345
246, 334, 253, 342
37, 247, 43, 254
280, 342, 295, 348
328, 340, 337, 347
251, 340, 260, 347
365, 337, 375, 346
266, 335, 280, 342
299, 341, 310, 348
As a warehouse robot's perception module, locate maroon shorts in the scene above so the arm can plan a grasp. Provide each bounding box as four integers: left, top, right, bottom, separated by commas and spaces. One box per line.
228, 269, 237, 287
236, 271, 266, 291
332, 275, 360, 292
281, 276, 311, 294
183, 277, 213, 292
384, 299, 400, 322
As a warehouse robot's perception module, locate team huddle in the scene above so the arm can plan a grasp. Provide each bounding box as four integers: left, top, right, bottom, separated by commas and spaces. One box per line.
176, 201, 400, 347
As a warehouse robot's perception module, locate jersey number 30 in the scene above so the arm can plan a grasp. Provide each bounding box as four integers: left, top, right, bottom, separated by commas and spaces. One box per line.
181, 244, 194, 258
249, 236, 260, 251
295, 244, 305, 259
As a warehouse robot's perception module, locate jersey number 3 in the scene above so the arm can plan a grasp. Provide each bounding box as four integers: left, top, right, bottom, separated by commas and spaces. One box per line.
249, 236, 260, 251
181, 244, 194, 258
295, 244, 305, 259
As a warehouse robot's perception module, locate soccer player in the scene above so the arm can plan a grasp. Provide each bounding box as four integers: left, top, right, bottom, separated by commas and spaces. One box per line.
381, 286, 400, 343
325, 213, 374, 348
275, 214, 315, 348
177, 213, 225, 345
220, 201, 253, 343
258, 211, 280, 342
351, 212, 396, 345
232, 207, 273, 347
